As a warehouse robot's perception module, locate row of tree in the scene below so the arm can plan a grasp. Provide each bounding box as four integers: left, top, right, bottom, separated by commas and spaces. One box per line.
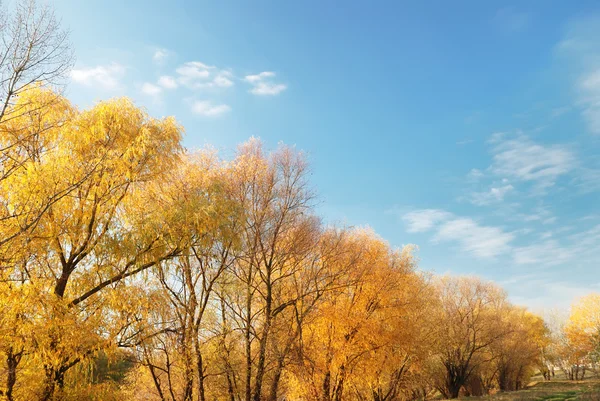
0, 85, 550, 401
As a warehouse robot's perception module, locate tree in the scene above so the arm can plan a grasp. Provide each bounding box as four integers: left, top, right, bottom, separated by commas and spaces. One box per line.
433, 276, 511, 399
127, 151, 243, 401
0, 0, 73, 257
490, 308, 548, 391
0, 88, 185, 400
0, 0, 72, 123
288, 229, 430, 401
563, 293, 600, 379
219, 139, 323, 401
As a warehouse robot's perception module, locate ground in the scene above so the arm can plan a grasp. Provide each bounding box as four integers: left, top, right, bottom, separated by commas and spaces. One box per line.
456, 380, 600, 401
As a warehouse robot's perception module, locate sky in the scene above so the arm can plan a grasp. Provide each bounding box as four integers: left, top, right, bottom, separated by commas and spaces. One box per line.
50, 0, 600, 312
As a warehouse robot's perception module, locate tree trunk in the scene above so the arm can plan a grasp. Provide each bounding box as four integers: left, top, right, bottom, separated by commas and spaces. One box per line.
5, 347, 21, 401
244, 265, 253, 401
252, 269, 273, 401
267, 357, 285, 401
40, 365, 65, 401
195, 338, 206, 401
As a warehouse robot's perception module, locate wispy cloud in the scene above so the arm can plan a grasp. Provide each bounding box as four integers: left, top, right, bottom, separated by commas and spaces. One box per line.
244, 71, 287, 95
402, 209, 452, 233
176, 61, 213, 86
489, 133, 575, 189
556, 15, 600, 135
514, 224, 600, 265
517, 206, 556, 224
514, 240, 575, 265
577, 69, 600, 134
191, 100, 231, 117
573, 167, 600, 193
469, 184, 514, 206
245, 71, 275, 83
174, 61, 234, 89
71, 63, 125, 91
211, 71, 234, 88
153, 48, 170, 64
434, 217, 514, 259
402, 209, 514, 259
466, 168, 485, 182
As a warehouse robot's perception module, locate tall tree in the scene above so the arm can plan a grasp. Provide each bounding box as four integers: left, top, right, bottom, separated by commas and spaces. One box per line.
0, 88, 185, 400
433, 276, 511, 399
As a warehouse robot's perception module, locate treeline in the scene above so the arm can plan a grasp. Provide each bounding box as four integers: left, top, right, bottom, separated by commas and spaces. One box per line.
0, 87, 548, 401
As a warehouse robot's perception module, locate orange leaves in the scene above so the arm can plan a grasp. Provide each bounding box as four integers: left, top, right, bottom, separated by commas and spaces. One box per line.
290, 229, 432, 401
0, 87, 189, 400
564, 293, 600, 358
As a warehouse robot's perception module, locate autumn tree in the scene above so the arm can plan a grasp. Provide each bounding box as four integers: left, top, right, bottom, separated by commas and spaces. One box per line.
561, 293, 600, 379
0, 87, 187, 400
488, 308, 548, 391
0, 0, 73, 253
432, 276, 513, 399
218, 139, 325, 401
125, 151, 243, 401
286, 229, 432, 401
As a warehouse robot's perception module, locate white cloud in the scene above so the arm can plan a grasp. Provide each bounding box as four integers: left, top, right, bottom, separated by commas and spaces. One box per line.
555, 16, 600, 135
191, 100, 231, 117
578, 69, 600, 134
250, 82, 287, 95
514, 224, 600, 266
402, 209, 451, 233
514, 240, 575, 265
176, 61, 214, 86
141, 82, 162, 96
490, 134, 574, 188
158, 75, 178, 89
174, 62, 235, 90
153, 48, 170, 64
569, 224, 600, 250
244, 71, 287, 95
469, 184, 514, 206
574, 166, 600, 193
467, 168, 484, 182
517, 207, 556, 224
245, 71, 275, 83
70, 63, 125, 90
402, 209, 513, 259
434, 217, 514, 259
212, 72, 234, 88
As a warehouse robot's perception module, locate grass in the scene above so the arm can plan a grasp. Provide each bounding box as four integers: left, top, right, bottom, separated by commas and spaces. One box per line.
454, 380, 600, 401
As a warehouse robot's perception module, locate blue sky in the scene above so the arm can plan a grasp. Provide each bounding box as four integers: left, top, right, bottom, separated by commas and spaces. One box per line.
52, 0, 600, 311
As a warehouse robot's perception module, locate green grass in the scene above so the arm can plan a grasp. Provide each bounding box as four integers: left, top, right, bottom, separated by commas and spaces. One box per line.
453, 380, 600, 401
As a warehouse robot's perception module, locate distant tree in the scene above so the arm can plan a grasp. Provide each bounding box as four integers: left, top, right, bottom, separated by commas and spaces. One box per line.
563, 293, 600, 379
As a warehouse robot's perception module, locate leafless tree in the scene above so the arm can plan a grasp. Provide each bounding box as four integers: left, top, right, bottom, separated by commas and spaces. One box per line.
0, 0, 73, 123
